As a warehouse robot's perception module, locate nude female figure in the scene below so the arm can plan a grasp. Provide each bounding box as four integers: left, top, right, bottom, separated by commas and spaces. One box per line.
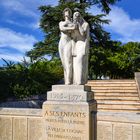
58, 8, 76, 85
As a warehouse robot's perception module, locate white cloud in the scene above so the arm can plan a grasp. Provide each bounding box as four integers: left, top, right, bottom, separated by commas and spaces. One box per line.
0, 53, 29, 62
0, 26, 38, 62
0, 0, 57, 63
1, 0, 38, 19
0, 27, 37, 53
88, 6, 103, 15
89, 6, 140, 42
0, 0, 57, 30
30, 21, 40, 30
5, 19, 22, 27
5, 19, 40, 30
0, 0, 57, 18
104, 6, 140, 42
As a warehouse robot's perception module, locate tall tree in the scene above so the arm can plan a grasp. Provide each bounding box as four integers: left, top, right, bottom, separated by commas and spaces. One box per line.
26, 0, 120, 60
108, 42, 140, 78
61, 0, 120, 13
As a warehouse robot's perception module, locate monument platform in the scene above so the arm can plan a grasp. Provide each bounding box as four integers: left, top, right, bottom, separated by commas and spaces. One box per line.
43, 85, 97, 140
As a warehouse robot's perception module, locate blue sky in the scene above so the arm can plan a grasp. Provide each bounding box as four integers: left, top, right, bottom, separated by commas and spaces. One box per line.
0, 0, 140, 65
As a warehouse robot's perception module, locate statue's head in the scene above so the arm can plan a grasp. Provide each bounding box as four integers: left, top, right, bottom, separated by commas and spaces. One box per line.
63, 8, 72, 19
73, 11, 81, 21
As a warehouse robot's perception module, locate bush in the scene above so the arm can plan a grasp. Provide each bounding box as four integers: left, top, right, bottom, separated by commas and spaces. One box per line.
0, 59, 63, 101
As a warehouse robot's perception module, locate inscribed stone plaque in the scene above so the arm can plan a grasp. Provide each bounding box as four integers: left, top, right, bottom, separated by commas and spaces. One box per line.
0, 117, 12, 140
47, 91, 94, 102
97, 122, 112, 140
113, 124, 132, 140
13, 117, 27, 140
133, 125, 140, 140
43, 101, 95, 140
47, 85, 94, 102
28, 118, 45, 140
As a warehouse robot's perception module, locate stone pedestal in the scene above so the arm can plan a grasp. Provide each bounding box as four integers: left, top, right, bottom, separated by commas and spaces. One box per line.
42, 85, 97, 140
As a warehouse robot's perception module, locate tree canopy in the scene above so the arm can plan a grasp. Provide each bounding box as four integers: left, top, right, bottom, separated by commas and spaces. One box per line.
26, 0, 120, 60
0, 59, 63, 101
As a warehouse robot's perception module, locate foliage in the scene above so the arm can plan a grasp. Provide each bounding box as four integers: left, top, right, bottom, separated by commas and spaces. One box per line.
61, 0, 121, 14
26, 0, 120, 60
108, 42, 140, 78
88, 41, 120, 79
1, 42, 139, 101
89, 42, 140, 79
26, 0, 124, 81
0, 59, 63, 101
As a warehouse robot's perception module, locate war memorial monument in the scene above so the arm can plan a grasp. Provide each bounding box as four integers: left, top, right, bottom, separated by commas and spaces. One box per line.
0, 7, 140, 140
42, 8, 96, 140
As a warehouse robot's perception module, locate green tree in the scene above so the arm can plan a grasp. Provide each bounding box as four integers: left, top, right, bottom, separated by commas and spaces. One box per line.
89, 41, 121, 79
108, 42, 140, 78
27, 0, 120, 60
26, 0, 122, 81
60, 0, 120, 14
0, 59, 63, 101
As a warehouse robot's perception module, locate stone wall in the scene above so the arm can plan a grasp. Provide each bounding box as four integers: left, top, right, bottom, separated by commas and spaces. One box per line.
135, 72, 140, 99
0, 108, 45, 140
97, 112, 140, 140
0, 108, 140, 140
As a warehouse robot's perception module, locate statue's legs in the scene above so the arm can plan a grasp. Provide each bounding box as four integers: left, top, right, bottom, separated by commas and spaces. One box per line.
83, 55, 88, 84
73, 40, 88, 85
63, 41, 73, 85
59, 44, 67, 83
73, 56, 77, 84
73, 54, 85, 85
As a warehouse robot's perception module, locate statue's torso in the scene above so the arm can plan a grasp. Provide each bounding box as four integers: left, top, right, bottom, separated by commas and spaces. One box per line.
59, 21, 73, 46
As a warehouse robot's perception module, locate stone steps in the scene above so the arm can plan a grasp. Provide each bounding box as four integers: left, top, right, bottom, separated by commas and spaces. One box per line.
97, 100, 140, 104
87, 80, 140, 113
91, 86, 137, 90
98, 104, 140, 111
94, 93, 138, 96
95, 96, 138, 100
88, 84, 136, 87
88, 80, 135, 83
92, 89, 138, 93
98, 108, 140, 113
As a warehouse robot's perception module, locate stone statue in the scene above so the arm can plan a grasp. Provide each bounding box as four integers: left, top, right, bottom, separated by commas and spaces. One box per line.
72, 11, 90, 85
59, 8, 74, 85
59, 8, 90, 85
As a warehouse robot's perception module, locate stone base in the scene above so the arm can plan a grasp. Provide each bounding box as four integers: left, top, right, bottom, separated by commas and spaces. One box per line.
47, 85, 94, 102
42, 85, 97, 140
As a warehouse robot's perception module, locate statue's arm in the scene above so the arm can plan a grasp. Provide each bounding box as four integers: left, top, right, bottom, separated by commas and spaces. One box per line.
78, 22, 89, 37
59, 22, 75, 32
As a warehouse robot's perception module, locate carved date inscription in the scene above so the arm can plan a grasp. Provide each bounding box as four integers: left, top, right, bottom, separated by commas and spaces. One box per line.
48, 92, 85, 101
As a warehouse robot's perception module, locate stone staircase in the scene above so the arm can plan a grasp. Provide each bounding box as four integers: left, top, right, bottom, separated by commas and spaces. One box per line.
87, 80, 140, 113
